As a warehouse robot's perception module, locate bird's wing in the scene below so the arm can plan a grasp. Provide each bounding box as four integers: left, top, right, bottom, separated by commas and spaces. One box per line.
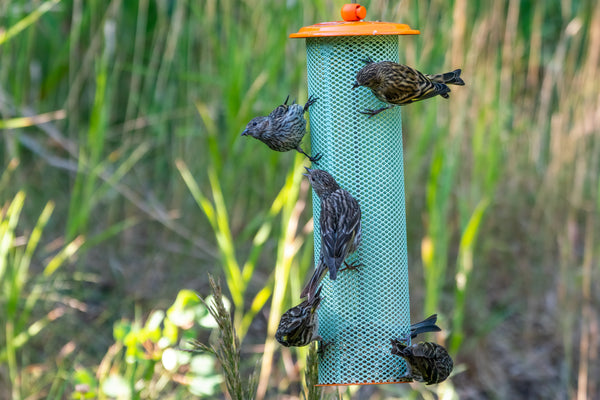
283, 304, 309, 332
407, 342, 439, 359
268, 103, 289, 119
335, 193, 361, 254
319, 190, 361, 278
284, 307, 314, 342
319, 201, 341, 277
384, 65, 449, 104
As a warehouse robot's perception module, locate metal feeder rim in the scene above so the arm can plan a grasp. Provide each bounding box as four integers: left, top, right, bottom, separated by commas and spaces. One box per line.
315, 379, 412, 387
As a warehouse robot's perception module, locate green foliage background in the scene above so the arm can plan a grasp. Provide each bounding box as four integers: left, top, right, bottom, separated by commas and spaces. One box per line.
1, 0, 599, 399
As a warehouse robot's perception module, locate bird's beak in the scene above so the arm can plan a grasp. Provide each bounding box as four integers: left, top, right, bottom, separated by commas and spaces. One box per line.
303, 166, 312, 177
352, 81, 360, 89
241, 130, 248, 136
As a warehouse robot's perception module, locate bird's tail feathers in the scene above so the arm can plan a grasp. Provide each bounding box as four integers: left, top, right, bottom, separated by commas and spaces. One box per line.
434, 82, 451, 99
410, 314, 442, 339
300, 259, 328, 299
320, 252, 341, 281
427, 69, 465, 86
308, 285, 323, 311
328, 259, 339, 280
445, 69, 465, 85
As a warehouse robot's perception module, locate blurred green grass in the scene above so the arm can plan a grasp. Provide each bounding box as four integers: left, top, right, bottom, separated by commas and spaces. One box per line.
1, 0, 599, 398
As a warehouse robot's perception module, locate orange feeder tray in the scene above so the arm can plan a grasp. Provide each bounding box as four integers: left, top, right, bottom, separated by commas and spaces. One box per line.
290, 3, 419, 38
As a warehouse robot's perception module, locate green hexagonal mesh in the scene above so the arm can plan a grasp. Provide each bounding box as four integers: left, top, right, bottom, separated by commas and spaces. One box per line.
305, 35, 411, 385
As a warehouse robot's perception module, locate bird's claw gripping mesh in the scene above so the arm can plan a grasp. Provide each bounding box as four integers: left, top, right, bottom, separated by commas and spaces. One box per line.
306, 35, 411, 385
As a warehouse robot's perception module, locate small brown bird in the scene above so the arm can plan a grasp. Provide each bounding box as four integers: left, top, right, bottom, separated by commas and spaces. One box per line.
241, 95, 320, 162
303, 168, 362, 281
352, 57, 464, 117
390, 338, 454, 385
276, 286, 322, 347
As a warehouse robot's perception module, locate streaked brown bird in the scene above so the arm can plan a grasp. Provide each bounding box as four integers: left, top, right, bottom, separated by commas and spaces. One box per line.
303, 168, 362, 281
390, 337, 454, 385
352, 57, 464, 117
241, 95, 320, 162
276, 286, 322, 347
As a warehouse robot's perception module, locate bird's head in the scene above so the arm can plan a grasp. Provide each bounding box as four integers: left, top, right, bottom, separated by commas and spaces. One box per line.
241, 116, 269, 138
353, 62, 380, 89
275, 301, 311, 347
303, 167, 341, 197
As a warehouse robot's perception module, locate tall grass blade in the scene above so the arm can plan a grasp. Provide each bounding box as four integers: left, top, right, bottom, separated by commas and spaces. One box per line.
256, 156, 305, 399
450, 197, 490, 354
303, 343, 322, 400
423, 143, 457, 316
0, 0, 61, 45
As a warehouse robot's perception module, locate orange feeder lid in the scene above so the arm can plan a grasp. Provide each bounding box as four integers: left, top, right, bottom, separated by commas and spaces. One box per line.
289, 3, 419, 38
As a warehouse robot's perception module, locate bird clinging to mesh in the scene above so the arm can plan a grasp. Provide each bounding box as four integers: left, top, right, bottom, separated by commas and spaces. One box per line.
352, 57, 464, 117
275, 286, 323, 347
303, 168, 362, 282
390, 335, 454, 385
241, 95, 321, 162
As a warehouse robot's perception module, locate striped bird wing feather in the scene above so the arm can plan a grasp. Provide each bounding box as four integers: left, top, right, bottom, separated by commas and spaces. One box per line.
268, 103, 289, 119
380, 64, 448, 104
319, 189, 361, 278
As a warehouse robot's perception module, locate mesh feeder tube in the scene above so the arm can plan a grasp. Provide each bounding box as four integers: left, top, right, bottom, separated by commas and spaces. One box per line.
290, 4, 420, 386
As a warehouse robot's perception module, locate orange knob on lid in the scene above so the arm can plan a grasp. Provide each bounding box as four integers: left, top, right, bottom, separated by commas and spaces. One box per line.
341, 4, 367, 21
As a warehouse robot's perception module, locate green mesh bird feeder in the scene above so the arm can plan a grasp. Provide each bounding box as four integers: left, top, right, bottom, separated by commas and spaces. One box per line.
290, 3, 419, 386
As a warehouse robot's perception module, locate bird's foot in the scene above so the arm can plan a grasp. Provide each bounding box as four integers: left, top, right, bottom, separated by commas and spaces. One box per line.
398, 331, 412, 345
360, 56, 375, 64
304, 95, 318, 111
317, 339, 333, 355
298, 146, 321, 163
308, 152, 322, 163
359, 106, 392, 117
340, 260, 363, 272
